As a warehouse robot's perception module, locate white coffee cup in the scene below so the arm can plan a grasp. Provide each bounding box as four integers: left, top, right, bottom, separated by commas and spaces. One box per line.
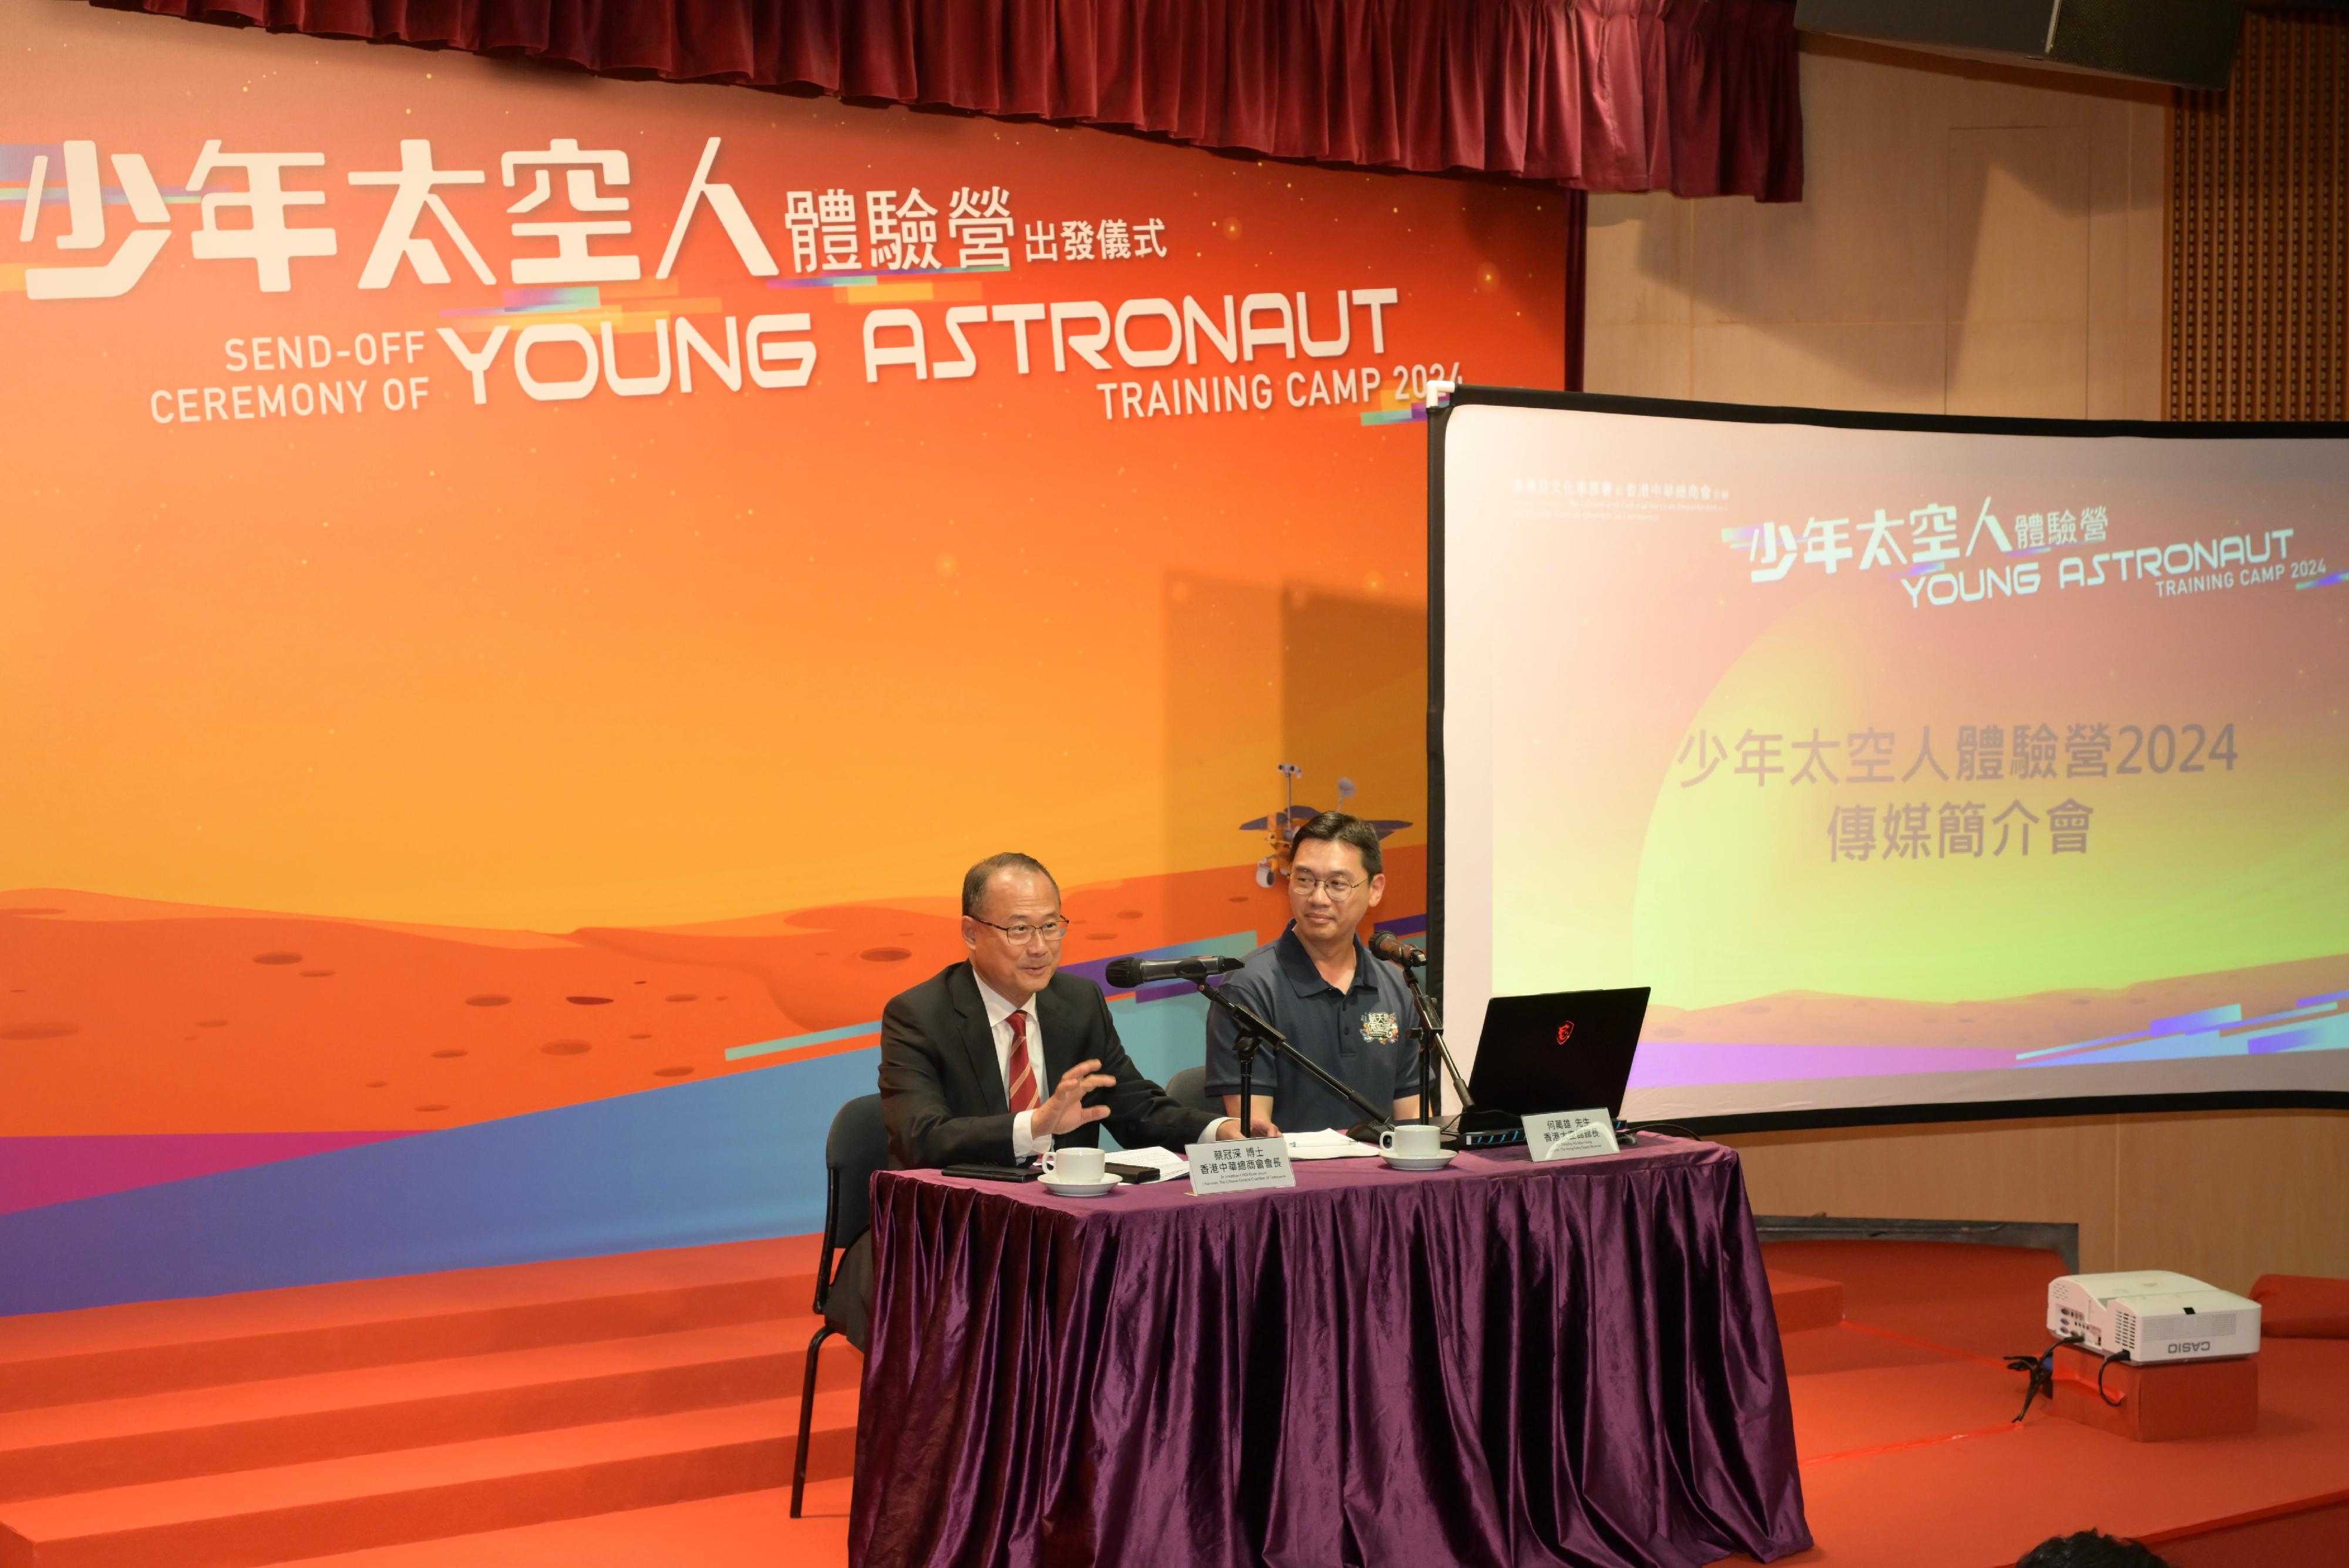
1041, 1146, 1107, 1183
1379, 1123, 1442, 1160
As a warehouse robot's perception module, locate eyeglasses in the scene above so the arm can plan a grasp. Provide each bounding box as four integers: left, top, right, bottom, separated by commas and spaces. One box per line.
971, 916, 1073, 944
1286, 873, 1362, 898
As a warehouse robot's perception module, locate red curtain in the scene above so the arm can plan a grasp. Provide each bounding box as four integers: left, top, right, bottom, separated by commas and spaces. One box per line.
92, 0, 1803, 201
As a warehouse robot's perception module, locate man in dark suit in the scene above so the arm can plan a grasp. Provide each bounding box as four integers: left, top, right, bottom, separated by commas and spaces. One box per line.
830, 852, 1256, 1347
881, 853, 1250, 1166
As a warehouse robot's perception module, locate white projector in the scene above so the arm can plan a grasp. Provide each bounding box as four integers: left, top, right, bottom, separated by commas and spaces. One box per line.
2047, 1271, 2261, 1364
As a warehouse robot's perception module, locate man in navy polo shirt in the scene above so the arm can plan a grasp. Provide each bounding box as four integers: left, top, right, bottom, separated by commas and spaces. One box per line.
1204, 811, 1423, 1134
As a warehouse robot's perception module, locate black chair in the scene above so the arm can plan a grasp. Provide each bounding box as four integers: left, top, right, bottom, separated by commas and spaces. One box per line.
1166, 1065, 1218, 1117
791, 1092, 887, 1518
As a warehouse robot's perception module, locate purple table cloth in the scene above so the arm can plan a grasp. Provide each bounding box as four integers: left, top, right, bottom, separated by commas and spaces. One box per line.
849, 1136, 1810, 1568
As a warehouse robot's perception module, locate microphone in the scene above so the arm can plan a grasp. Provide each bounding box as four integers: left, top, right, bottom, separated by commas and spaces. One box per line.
1104, 954, 1247, 988
1369, 931, 1426, 968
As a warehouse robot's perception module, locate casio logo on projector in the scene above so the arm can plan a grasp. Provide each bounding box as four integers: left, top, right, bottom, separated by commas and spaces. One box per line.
2168, 1341, 2213, 1355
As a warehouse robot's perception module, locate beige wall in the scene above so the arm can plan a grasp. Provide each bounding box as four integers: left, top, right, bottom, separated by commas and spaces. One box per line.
1587, 36, 2168, 419
1588, 38, 2349, 1294
1721, 1112, 2349, 1293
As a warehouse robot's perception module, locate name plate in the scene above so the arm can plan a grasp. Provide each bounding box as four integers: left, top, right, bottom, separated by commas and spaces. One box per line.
1523, 1109, 1618, 1163
1186, 1138, 1297, 1195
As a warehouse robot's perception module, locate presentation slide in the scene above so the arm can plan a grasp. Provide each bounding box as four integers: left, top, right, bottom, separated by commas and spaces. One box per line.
1438, 394, 2349, 1122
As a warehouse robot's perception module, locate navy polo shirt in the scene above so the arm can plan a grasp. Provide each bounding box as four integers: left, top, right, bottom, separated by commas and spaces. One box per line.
1202, 925, 1421, 1133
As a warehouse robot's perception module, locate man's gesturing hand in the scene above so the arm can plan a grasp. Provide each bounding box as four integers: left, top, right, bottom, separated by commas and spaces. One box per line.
1030, 1058, 1115, 1139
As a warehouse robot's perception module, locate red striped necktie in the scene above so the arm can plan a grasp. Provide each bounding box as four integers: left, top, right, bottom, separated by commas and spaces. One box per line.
1005, 1007, 1038, 1113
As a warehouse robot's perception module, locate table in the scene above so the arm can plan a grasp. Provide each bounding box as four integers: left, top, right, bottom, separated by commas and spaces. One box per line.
849, 1137, 1811, 1568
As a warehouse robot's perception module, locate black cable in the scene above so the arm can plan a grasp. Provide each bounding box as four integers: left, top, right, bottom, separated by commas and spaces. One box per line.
2004, 1340, 2064, 1422
2097, 1348, 2130, 1407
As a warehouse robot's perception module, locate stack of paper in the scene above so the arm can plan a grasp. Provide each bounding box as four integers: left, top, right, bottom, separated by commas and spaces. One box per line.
1110, 1145, 1191, 1179
1283, 1129, 1384, 1161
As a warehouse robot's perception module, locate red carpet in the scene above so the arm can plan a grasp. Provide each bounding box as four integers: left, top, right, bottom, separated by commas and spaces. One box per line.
3, 1237, 2342, 1567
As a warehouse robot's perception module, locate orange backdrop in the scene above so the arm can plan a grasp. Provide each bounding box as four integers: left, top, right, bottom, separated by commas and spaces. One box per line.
0, 1, 1565, 1137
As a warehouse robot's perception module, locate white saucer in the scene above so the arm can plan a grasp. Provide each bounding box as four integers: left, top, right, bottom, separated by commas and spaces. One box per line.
1037, 1174, 1120, 1197
1381, 1152, 1456, 1172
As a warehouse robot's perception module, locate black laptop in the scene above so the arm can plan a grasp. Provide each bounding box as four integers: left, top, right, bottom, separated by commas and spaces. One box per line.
1445, 987, 1651, 1148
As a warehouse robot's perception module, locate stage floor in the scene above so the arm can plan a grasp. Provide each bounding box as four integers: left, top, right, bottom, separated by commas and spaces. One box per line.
1739, 1240, 2349, 1567
292, 1239, 2349, 1568
5, 1238, 2341, 1568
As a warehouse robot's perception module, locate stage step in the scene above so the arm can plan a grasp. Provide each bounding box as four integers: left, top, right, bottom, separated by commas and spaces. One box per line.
0, 1240, 817, 1414
0, 1240, 866, 1568
0, 1395, 857, 1568
0, 1320, 859, 1503
270, 1486, 852, 1568
1766, 1267, 1846, 1334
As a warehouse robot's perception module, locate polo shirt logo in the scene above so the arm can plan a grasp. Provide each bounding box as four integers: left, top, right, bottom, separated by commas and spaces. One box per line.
1360, 1011, 1401, 1044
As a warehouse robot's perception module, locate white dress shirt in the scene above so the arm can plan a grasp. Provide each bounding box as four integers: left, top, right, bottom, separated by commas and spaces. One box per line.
972, 973, 1055, 1158
972, 973, 1236, 1155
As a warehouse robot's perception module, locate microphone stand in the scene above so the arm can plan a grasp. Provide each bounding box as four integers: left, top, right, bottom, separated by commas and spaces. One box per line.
1395, 963, 1473, 1133
1196, 980, 1394, 1140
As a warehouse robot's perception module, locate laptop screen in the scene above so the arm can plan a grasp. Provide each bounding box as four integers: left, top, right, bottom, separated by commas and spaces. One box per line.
1467, 988, 1652, 1119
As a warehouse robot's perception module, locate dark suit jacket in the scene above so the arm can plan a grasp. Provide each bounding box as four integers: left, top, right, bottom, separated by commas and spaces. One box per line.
878, 962, 1214, 1168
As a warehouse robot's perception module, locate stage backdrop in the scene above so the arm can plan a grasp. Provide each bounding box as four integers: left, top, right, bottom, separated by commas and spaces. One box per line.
0, 1, 1567, 1314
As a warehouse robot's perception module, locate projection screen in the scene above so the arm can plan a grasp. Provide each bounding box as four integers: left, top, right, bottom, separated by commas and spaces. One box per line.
1433, 389, 2349, 1126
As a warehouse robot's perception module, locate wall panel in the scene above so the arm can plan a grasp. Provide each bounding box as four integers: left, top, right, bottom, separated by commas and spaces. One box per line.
2169, 8, 2349, 420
